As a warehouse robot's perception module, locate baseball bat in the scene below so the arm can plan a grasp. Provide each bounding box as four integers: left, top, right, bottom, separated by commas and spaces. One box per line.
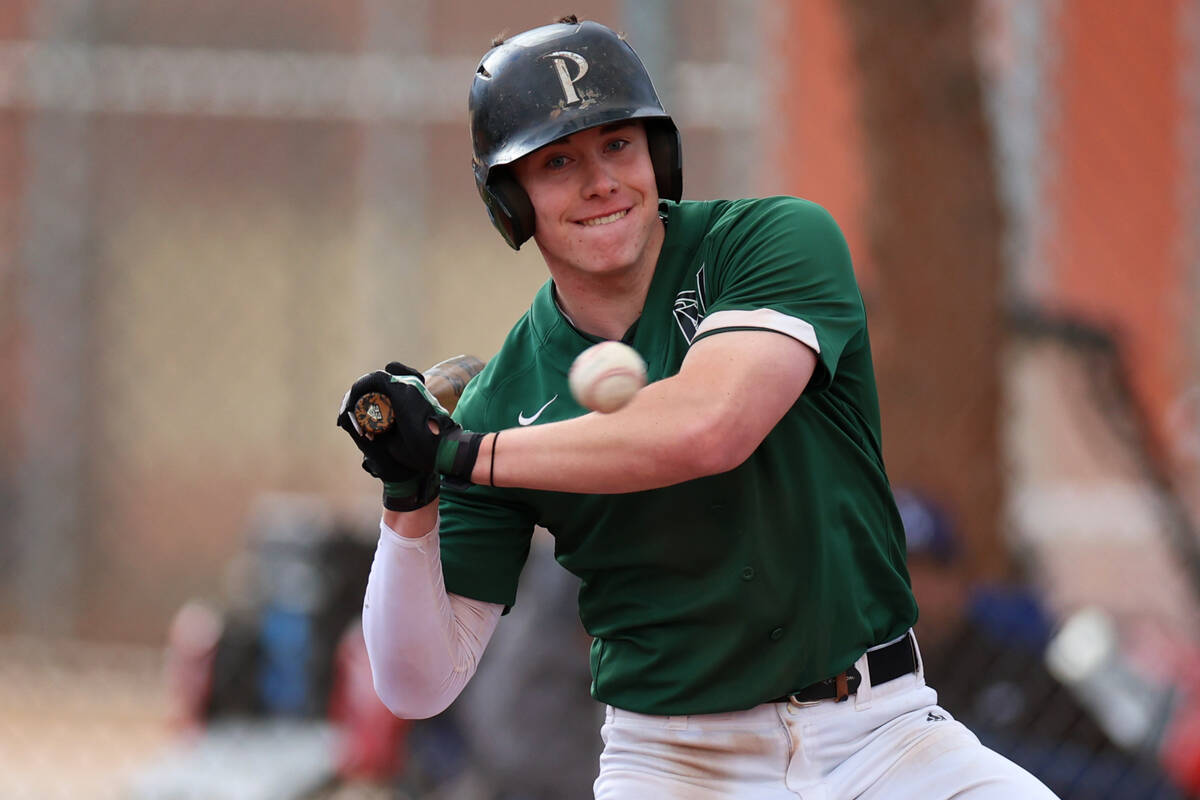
353, 354, 485, 440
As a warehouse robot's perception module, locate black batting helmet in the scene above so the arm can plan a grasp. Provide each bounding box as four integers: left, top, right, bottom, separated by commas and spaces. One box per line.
469, 19, 682, 250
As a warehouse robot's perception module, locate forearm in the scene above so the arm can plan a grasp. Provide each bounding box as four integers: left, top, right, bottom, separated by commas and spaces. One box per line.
474, 375, 729, 493
382, 501, 438, 539
362, 516, 502, 718
474, 330, 817, 494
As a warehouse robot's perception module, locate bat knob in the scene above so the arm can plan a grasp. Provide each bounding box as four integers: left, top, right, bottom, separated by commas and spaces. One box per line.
354, 392, 394, 439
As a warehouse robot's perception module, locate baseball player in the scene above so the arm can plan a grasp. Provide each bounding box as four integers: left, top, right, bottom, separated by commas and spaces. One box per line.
336, 16, 1059, 799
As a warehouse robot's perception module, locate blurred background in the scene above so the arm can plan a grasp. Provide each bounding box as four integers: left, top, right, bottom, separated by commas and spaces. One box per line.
3, 0, 1200, 797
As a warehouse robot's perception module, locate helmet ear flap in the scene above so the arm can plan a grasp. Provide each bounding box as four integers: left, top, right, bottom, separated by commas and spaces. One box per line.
646, 120, 682, 203
478, 168, 535, 250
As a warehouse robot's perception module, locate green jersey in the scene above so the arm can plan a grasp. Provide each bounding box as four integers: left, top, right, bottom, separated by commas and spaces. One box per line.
439, 196, 916, 716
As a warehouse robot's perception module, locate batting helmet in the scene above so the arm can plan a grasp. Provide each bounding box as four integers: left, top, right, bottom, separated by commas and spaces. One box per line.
469, 19, 682, 249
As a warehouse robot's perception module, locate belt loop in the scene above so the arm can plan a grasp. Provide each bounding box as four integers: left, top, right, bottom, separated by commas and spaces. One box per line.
854, 649, 874, 710
908, 629, 924, 681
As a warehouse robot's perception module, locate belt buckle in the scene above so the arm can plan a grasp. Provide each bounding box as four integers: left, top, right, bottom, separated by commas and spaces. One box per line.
788, 667, 859, 706
786, 693, 826, 708
834, 672, 851, 702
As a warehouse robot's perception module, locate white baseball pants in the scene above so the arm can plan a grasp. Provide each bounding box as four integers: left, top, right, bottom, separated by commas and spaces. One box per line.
593, 657, 1058, 799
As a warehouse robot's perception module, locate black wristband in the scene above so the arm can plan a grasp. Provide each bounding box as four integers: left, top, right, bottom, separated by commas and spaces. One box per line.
490, 431, 499, 487
435, 429, 486, 488
381, 472, 440, 512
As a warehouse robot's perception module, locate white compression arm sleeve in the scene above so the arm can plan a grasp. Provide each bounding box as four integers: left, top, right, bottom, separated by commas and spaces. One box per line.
362, 516, 504, 719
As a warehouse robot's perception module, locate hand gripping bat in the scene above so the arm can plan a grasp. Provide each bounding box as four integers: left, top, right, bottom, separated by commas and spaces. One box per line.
352, 354, 485, 440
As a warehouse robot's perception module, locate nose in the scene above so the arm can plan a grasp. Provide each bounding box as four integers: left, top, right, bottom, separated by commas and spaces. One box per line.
579, 154, 618, 198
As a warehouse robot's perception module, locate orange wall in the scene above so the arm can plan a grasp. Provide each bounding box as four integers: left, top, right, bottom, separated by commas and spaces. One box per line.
0, 1, 30, 38
772, 0, 1191, 454
1046, 0, 1187, 448
768, 0, 872, 292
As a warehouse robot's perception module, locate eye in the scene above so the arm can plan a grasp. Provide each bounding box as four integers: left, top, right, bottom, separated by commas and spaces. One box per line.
545, 154, 570, 170
605, 138, 630, 153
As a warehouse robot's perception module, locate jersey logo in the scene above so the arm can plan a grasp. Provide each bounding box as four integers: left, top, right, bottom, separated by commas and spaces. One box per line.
672, 263, 709, 343
542, 51, 589, 105
518, 394, 558, 426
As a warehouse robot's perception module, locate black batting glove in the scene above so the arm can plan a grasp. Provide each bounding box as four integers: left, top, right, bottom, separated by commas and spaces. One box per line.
367, 366, 485, 485
337, 362, 439, 511
337, 361, 486, 498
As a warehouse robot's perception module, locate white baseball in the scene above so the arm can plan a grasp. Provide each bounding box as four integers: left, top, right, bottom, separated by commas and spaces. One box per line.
568, 341, 648, 413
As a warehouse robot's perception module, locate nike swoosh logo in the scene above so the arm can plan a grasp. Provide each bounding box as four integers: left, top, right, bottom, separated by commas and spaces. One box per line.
518, 394, 558, 426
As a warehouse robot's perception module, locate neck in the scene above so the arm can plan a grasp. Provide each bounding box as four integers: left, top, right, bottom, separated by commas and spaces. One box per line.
551, 270, 649, 340
546, 218, 665, 341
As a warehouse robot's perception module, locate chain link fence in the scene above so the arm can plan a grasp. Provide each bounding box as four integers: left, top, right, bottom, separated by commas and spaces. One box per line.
2, 0, 1198, 798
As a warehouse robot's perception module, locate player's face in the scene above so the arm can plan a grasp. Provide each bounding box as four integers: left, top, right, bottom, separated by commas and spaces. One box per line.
512, 122, 663, 281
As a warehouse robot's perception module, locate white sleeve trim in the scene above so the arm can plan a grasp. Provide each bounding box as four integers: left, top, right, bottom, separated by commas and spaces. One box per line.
695, 308, 820, 353
362, 515, 504, 719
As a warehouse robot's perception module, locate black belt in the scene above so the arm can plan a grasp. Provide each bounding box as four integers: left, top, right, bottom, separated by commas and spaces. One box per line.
770, 632, 918, 704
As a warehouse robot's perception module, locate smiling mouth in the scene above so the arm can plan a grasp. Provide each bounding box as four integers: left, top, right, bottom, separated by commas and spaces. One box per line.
578, 209, 629, 227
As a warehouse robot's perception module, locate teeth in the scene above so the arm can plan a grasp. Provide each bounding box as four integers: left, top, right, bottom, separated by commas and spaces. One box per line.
581, 210, 628, 226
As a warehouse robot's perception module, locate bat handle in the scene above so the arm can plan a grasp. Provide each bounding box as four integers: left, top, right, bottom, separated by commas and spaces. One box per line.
352, 355, 486, 439
424, 354, 486, 412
